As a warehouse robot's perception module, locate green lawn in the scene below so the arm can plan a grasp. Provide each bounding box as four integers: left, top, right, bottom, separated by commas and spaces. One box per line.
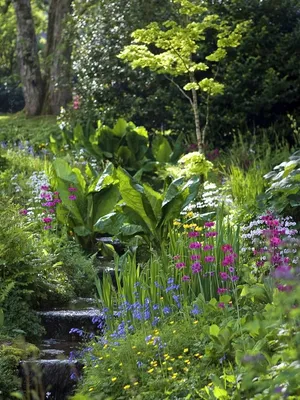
0, 113, 60, 145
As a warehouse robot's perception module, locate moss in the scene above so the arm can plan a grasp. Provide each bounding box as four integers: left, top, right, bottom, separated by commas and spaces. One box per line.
0, 338, 39, 399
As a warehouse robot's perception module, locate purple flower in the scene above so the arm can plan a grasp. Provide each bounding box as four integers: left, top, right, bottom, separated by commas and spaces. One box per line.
217, 288, 228, 295
231, 275, 239, 282
41, 185, 50, 191
68, 195, 77, 201
218, 302, 225, 309
204, 256, 215, 263
203, 244, 214, 251
191, 262, 202, 274
190, 254, 201, 261
221, 244, 233, 253
173, 255, 181, 260
189, 242, 201, 249
182, 275, 190, 281
205, 231, 218, 238
188, 231, 199, 238
68, 187, 77, 192
44, 225, 52, 230
19, 209, 28, 215
204, 221, 215, 228
219, 272, 229, 281
43, 217, 52, 223
175, 262, 186, 269
274, 265, 293, 280
228, 266, 235, 273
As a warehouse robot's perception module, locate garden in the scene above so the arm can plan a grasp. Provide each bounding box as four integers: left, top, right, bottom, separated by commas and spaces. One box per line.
0, 0, 300, 399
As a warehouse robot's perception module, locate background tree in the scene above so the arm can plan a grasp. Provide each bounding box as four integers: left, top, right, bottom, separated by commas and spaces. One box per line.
118, 0, 247, 152
7, 0, 72, 115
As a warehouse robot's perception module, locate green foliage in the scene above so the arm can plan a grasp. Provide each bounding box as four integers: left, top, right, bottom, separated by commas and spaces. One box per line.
94, 169, 200, 251
50, 159, 119, 251
264, 150, 300, 219
0, 114, 59, 146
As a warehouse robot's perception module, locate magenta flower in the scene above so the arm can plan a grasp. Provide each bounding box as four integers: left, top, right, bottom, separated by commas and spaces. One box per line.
189, 241, 201, 249
41, 185, 50, 191
188, 231, 199, 238
68, 187, 77, 192
217, 288, 228, 295
42, 201, 56, 207
256, 261, 265, 267
218, 302, 225, 309
44, 225, 52, 230
68, 195, 77, 201
219, 272, 229, 281
204, 256, 215, 263
221, 244, 233, 253
191, 262, 202, 274
228, 266, 235, 273
231, 275, 239, 282
204, 221, 215, 228
48, 208, 56, 214
43, 217, 52, 223
175, 262, 186, 269
205, 231, 218, 238
270, 237, 282, 246
182, 275, 190, 281
190, 254, 201, 261
203, 244, 214, 251
277, 284, 293, 292
53, 198, 62, 204
19, 209, 28, 215
54, 191, 59, 196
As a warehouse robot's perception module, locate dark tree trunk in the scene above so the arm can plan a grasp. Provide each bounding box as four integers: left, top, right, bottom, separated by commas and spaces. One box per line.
42, 0, 73, 115
12, 0, 43, 116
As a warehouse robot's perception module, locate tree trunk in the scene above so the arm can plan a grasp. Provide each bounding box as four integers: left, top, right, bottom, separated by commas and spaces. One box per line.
12, 0, 43, 116
42, 0, 73, 115
190, 73, 203, 153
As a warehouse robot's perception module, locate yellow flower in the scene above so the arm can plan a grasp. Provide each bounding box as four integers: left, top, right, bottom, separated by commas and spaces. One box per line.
183, 348, 189, 353
103, 344, 108, 349
123, 385, 131, 390
183, 224, 190, 229
119, 362, 123, 366
167, 367, 173, 371
173, 330, 177, 334
137, 351, 141, 355
147, 368, 154, 373
170, 321, 174, 325
160, 297, 164, 300
186, 212, 194, 218
193, 320, 199, 324
173, 220, 181, 226
111, 377, 117, 382
184, 367, 189, 372
107, 368, 111, 372
189, 223, 197, 228
89, 388, 94, 392
194, 353, 199, 357
184, 359, 190, 365
132, 346, 137, 349
162, 361, 167, 365
171, 358, 175, 362
178, 355, 183, 359
134, 382, 139, 386
195, 226, 203, 231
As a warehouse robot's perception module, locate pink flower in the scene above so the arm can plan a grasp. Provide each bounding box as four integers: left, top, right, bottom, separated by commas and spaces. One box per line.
188, 231, 199, 238
68, 195, 77, 201
219, 272, 229, 281
217, 288, 228, 295
218, 302, 225, 309
221, 244, 233, 253
191, 262, 202, 274
175, 262, 186, 269
205, 231, 218, 238
48, 209, 56, 214
228, 266, 235, 273
68, 187, 77, 192
189, 242, 201, 249
173, 255, 181, 260
19, 209, 28, 215
270, 237, 281, 246
190, 254, 201, 261
41, 185, 50, 191
44, 225, 52, 230
204, 221, 215, 228
43, 217, 52, 223
204, 256, 215, 263
182, 275, 190, 281
53, 198, 62, 204
231, 275, 239, 282
203, 244, 214, 251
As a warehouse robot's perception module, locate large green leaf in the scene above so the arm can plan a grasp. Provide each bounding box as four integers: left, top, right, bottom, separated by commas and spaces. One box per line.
162, 177, 184, 207
88, 163, 117, 193
117, 167, 156, 234
94, 212, 129, 235
52, 158, 78, 184
113, 118, 127, 137
152, 135, 172, 162
143, 184, 163, 222
91, 186, 120, 224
